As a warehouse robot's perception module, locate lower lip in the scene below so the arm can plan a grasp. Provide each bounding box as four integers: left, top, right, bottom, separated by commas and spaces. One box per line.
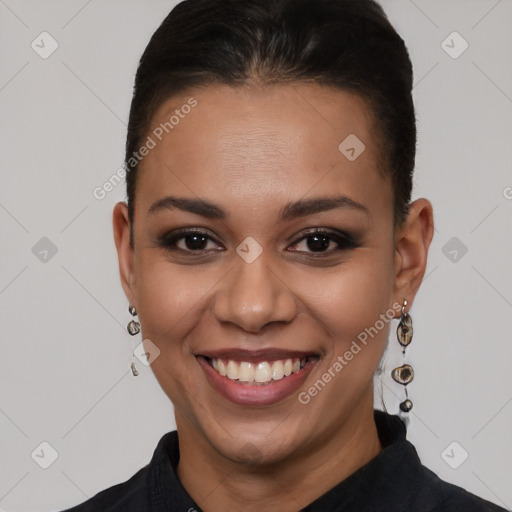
197, 356, 317, 406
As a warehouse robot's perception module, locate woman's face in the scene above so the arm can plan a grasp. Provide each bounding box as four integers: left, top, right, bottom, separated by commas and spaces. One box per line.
114, 83, 423, 464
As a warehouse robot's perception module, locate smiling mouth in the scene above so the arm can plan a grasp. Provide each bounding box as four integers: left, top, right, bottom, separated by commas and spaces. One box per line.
201, 356, 319, 386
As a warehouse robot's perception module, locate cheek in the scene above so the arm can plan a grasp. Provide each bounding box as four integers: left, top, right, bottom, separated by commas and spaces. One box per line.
294, 255, 395, 420
296, 250, 394, 348
133, 259, 215, 414
135, 258, 213, 337
135, 242, 394, 343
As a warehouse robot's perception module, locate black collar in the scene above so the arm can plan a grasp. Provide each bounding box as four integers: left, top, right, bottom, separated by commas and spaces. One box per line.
147, 410, 421, 511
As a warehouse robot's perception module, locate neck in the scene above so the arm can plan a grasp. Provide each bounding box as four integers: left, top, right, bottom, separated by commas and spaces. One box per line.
176, 400, 382, 512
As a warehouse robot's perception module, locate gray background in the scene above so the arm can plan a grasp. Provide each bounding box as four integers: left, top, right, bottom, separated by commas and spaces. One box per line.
1, 0, 511, 510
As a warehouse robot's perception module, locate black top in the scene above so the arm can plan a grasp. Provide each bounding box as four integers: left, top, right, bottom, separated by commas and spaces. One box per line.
62, 411, 507, 511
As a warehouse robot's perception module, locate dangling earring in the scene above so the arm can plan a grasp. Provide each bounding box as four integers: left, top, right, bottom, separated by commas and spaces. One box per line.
392, 299, 414, 412
127, 305, 140, 376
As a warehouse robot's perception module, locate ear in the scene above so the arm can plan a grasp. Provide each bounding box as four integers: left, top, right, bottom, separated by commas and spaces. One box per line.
392, 198, 434, 313
113, 201, 136, 305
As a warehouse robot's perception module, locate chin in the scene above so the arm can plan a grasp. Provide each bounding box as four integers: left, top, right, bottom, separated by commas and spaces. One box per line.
200, 413, 309, 466
219, 435, 301, 467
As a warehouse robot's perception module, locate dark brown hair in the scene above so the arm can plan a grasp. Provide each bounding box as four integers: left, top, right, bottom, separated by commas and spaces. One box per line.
125, 0, 416, 244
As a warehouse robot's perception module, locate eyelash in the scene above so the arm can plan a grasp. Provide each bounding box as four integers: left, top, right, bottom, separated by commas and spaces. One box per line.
155, 228, 361, 257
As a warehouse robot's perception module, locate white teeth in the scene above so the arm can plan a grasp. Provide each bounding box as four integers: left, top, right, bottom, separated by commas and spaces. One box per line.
226, 360, 238, 380
209, 357, 306, 384
271, 360, 284, 380
238, 362, 255, 382
217, 359, 227, 376
255, 362, 272, 382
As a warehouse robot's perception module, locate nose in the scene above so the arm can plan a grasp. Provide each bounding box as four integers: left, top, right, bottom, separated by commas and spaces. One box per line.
212, 252, 298, 333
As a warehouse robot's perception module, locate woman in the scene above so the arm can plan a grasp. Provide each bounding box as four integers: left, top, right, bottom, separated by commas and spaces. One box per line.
63, 0, 507, 510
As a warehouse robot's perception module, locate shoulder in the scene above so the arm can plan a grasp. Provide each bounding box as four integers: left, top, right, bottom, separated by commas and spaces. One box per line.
410, 463, 507, 512
60, 464, 150, 511
59, 431, 178, 512
371, 412, 507, 512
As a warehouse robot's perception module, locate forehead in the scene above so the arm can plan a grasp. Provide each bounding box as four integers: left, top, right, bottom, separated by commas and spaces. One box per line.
136, 83, 390, 216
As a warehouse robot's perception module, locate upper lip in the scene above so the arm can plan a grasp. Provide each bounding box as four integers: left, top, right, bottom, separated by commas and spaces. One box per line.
196, 348, 319, 363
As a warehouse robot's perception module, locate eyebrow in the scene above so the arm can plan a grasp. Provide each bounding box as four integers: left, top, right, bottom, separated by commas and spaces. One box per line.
147, 194, 370, 221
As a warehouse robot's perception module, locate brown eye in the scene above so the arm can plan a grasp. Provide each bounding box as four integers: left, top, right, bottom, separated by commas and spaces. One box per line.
178, 233, 210, 251
288, 229, 360, 255
156, 229, 223, 253
299, 234, 333, 252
